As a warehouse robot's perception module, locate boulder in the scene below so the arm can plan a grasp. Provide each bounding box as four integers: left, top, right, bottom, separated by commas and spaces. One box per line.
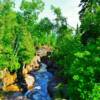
2, 70, 35, 92
3, 71, 17, 87
23, 55, 41, 74
3, 84, 22, 92
36, 45, 52, 57
2, 70, 21, 92
31, 55, 41, 71
24, 74, 35, 90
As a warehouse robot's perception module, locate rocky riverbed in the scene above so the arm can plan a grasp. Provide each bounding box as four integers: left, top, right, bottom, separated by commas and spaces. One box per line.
0, 46, 68, 100
0, 62, 67, 100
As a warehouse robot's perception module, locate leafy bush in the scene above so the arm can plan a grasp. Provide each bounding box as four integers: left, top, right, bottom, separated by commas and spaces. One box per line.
54, 32, 82, 78
91, 83, 100, 100
68, 38, 100, 100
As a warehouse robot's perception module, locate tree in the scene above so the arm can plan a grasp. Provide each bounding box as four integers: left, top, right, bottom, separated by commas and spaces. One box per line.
20, 0, 44, 34
0, 0, 20, 71
51, 6, 68, 37
79, 0, 100, 45
79, 0, 100, 20
68, 38, 100, 100
38, 17, 53, 34
0, 0, 44, 71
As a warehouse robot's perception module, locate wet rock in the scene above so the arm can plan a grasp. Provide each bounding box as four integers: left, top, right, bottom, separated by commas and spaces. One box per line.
0, 81, 3, 90
12, 92, 29, 100
37, 63, 47, 72
48, 79, 68, 99
23, 55, 41, 74
4, 92, 29, 100
36, 45, 52, 57
31, 55, 41, 71
24, 74, 35, 90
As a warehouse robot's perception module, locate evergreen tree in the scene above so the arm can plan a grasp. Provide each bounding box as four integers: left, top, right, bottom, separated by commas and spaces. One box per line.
0, 0, 44, 71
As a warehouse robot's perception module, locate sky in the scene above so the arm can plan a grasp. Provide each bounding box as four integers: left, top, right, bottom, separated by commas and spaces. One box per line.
15, 0, 81, 28
39, 0, 81, 28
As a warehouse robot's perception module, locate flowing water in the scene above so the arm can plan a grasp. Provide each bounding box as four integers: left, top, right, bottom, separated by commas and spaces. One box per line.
24, 63, 55, 100
0, 61, 66, 100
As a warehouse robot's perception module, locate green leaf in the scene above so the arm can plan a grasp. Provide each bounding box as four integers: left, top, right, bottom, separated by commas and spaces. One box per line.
73, 75, 79, 80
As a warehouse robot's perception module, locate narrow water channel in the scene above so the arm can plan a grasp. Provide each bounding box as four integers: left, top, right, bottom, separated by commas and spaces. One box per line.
24, 63, 55, 100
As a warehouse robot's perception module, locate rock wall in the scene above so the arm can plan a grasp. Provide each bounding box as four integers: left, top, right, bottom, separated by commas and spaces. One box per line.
1, 45, 52, 92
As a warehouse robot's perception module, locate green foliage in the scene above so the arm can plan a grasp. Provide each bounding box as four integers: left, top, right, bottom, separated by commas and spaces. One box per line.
91, 83, 100, 100
29, 16, 57, 47
51, 6, 67, 37
33, 32, 57, 47
0, 0, 44, 71
38, 17, 53, 34
54, 31, 100, 100
0, 1, 20, 71
54, 33, 81, 78
67, 39, 100, 100
79, 0, 100, 19
80, 6, 100, 34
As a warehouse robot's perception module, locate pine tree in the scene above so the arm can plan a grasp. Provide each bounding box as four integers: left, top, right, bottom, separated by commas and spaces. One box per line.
0, 0, 44, 71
